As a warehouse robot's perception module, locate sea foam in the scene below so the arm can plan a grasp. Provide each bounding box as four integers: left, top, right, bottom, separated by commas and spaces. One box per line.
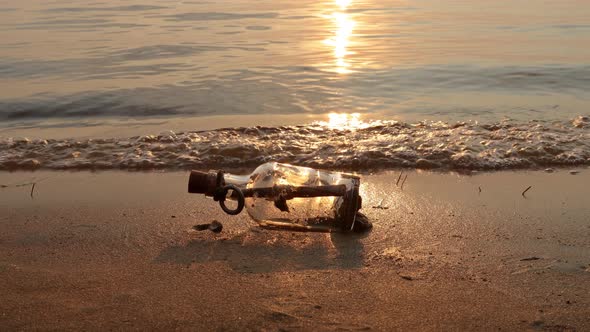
1, 117, 588, 171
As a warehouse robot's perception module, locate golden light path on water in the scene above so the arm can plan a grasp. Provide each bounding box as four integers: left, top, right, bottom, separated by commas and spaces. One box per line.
327, 113, 362, 128
324, 0, 356, 74
335, 0, 352, 9
315, 112, 379, 130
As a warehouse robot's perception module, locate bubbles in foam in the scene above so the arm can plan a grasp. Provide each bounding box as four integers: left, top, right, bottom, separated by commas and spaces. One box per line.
573, 115, 589, 128
0, 117, 589, 171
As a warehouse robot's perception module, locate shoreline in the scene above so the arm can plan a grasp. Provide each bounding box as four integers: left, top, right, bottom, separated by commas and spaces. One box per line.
2, 116, 588, 172
1, 170, 589, 330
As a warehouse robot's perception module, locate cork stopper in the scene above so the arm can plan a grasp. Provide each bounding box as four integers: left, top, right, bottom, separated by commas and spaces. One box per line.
188, 170, 218, 195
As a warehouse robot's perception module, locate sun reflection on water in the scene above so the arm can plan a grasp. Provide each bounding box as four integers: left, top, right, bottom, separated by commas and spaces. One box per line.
335, 0, 352, 10
315, 113, 364, 130
324, 0, 356, 74
315, 112, 387, 130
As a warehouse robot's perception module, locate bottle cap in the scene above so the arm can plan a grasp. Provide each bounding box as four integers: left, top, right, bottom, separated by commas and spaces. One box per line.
188, 170, 218, 195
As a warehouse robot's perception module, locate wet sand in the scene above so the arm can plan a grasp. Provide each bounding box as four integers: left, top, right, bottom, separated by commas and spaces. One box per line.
1, 170, 589, 331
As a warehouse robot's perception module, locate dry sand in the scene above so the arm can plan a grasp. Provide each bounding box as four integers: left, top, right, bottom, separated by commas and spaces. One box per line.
1, 169, 589, 331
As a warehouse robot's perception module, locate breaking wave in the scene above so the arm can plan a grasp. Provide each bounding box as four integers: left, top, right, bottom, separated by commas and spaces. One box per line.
1, 116, 589, 171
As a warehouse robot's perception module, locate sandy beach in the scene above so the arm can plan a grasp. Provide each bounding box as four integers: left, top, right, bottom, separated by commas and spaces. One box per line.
1, 169, 588, 331
2, 0, 589, 330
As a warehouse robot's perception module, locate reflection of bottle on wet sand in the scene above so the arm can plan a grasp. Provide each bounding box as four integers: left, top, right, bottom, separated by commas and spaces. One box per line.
188, 162, 372, 233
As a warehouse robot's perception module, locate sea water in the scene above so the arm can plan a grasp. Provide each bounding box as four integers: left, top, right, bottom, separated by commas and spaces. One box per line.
0, 0, 589, 170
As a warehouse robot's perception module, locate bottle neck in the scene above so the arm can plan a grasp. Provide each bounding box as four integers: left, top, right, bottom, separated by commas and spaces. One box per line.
223, 173, 251, 188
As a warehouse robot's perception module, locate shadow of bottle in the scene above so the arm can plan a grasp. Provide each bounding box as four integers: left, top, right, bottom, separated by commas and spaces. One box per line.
154, 226, 370, 273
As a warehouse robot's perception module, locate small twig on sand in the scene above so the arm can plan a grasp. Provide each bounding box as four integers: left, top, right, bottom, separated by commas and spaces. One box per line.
0, 182, 35, 188
0, 176, 52, 197
396, 172, 403, 186
401, 174, 408, 190
478, 186, 482, 193
521, 186, 532, 197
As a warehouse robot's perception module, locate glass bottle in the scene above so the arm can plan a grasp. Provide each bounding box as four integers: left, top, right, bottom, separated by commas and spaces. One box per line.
188, 162, 370, 232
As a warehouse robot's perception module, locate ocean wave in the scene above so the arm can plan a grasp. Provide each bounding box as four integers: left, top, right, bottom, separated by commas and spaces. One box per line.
2, 64, 590, 121
1, 116, 588, 171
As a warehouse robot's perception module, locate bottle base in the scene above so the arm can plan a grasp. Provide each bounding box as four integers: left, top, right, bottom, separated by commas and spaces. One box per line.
351, 212, 373, 233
